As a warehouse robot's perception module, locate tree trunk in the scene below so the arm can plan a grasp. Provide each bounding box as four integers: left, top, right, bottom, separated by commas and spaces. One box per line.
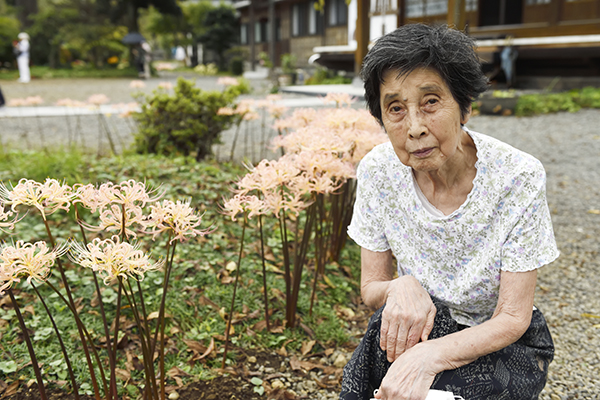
15, 0, 38, 28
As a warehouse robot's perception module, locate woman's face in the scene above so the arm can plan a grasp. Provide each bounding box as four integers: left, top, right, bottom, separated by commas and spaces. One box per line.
379, 67, 470, 173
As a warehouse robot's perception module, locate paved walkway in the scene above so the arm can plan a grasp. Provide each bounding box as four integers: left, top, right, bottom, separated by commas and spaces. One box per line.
0, 74, 368, 162
0, 74, 366, 117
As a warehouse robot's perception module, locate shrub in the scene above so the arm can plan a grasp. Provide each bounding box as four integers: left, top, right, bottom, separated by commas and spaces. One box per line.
133, 77, 248, 161
229, 56, 244, 76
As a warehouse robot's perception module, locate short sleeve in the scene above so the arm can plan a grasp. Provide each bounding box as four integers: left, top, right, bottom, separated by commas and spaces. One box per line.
347, 157, 390, 252
501, 163, 559, 272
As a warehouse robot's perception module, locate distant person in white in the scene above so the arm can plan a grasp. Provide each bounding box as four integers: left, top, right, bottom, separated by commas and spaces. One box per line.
15, 32, 30, 83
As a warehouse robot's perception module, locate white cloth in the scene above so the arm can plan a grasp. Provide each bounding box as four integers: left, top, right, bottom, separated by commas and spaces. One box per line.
348, 128, 559, 326
16, 39, 30, 83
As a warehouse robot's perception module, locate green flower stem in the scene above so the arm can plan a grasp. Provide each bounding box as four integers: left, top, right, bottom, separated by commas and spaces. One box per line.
31, 282, 80, 400
309, 196, 327, 316
150, 233, 172, 356
222, 213, 247, 369
289, 202, 315, 328
8, 288, 48, 400
258, 213, 270, 331
229, 118, 243, 162
75, 205, 118, 400
112, 282, 123, 370
159, 241, 177, 400
42, 218, 104, 400
278, 209, 292, 325
123, 280, 158, 400
135, 278, 157, 398
45, 280, 108, 400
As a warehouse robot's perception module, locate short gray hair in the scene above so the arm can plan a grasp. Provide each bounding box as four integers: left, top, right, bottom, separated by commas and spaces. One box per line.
361, 24, 488, 123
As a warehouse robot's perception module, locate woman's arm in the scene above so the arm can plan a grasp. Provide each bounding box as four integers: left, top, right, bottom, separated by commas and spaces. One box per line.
375, 269, 537, 400
361, 248, 437, 363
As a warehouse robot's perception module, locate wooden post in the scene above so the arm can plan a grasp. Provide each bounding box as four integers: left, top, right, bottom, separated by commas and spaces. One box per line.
355, 0, 370, 75
549, 0, 564, 26
250, 0, 256, 71
447, 0, 466, 30
397, 0, 405, 28
269, 0, 276, 71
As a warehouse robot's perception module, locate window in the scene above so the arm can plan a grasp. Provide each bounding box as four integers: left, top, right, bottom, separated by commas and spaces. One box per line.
240, 24, 248, 45
292, 1, 323, 37
328, 0, 348, 26
254, 20, 270, 43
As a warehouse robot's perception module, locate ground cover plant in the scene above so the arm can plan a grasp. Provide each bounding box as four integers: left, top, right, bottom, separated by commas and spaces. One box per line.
0, 150, 365, 399
515, 86, 600, 116
0, 66, 141, 80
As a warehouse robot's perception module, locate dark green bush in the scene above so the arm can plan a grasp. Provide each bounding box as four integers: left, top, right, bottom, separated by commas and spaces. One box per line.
133, 77, 249, 161
229, 56, 244, 76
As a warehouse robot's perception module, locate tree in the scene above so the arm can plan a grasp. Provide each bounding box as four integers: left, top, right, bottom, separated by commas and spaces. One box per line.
0, 14, 20, 64
198, 5, 238, 71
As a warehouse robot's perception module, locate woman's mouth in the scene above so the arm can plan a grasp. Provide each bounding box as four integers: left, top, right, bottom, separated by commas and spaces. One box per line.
412, 148, 434, 158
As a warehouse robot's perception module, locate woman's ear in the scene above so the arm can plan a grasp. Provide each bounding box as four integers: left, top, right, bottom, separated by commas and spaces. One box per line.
461, 104, 472, 125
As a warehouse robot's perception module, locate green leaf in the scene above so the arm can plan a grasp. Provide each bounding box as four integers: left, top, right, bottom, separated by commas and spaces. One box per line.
0, 360, 17, 373
250, 377, 263, 386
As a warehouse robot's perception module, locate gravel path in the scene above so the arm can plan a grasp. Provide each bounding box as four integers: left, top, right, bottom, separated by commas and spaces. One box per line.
468, 110, 600, 400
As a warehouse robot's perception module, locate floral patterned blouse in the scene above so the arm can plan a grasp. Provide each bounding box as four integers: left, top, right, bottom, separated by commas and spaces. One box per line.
348, 128, 559, 326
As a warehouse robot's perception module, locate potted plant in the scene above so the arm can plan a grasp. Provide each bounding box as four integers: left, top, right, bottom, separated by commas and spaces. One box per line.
278, 53, 297, 86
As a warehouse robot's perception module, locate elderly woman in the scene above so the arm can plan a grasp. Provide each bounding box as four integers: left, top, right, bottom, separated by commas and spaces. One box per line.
340, 24, 558, 400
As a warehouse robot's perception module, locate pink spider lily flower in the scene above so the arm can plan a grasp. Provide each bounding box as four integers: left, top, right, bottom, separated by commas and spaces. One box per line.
0, 179, 75, 220
7, 98, 26, 107
87, 94, 110, 106
129, 80, 146, 89
110, 180, 162, 209
145, 199, 214, 243
0, 202, 24, 233
25, 96, 44, 106
75, 180, 161, 238
73, 183, 113, 213
0, 241, 68, 291
69, 236, 163, 285
242, 111, 260, 121
266, 94, 282, 102
321, 92, 356, 108
82, 203, 146, 239
216, 77, 239, 86
236, 157, 301, 195
157, 82, 173, 90
55, 98, 75, 107
217, 107, 236, 116
267, 103, 288, 119
222, 194, 265, 221
0, 256, 19, 294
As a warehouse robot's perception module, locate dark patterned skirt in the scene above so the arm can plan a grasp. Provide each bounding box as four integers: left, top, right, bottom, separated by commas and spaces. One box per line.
340, 297, 554, 400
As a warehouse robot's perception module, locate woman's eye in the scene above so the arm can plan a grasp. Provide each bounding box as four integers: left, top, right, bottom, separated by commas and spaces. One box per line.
426, 98, 438, 105
390, 105, 402, 112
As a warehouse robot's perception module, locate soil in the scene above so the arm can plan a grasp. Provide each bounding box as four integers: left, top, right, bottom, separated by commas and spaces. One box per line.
0, 349, 343, 400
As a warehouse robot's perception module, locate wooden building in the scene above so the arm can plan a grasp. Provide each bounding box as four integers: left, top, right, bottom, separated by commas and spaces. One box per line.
235, 0, 600, 80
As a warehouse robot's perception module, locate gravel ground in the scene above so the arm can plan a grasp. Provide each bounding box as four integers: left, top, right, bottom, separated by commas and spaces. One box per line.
1, 77, 599, 399
468, 110, 600, 400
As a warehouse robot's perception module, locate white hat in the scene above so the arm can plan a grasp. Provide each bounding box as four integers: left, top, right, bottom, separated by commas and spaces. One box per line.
18, 32, 29, 40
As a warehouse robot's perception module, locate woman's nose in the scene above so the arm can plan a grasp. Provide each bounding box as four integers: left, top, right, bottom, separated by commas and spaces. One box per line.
406, 109, 426, 139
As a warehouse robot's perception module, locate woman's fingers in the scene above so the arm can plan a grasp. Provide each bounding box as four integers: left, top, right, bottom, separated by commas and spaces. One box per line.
381, 276, 437, 361
421, 304, 437, 342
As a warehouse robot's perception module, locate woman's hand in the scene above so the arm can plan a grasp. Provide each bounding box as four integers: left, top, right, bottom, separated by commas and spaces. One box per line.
380, 276, 436, 362
374, 341, 440, 400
